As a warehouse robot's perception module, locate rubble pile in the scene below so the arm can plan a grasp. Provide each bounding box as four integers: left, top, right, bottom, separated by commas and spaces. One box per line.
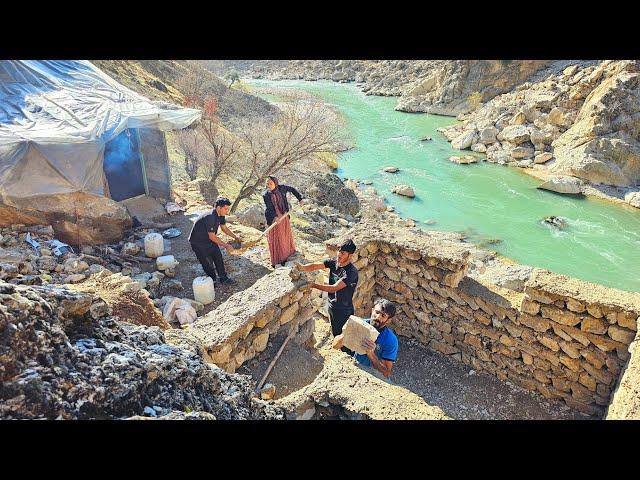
0, 281, 284, 420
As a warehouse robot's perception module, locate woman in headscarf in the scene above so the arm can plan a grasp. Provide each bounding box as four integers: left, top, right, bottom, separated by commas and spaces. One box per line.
263, 176, 303, 267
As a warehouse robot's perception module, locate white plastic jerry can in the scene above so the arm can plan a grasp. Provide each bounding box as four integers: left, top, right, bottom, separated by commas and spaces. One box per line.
144, 233, 164, 258
193, 276, 215, 305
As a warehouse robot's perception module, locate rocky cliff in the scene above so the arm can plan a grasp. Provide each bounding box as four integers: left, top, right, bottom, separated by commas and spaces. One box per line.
439, 60, 640, 200
215, 60, 549, 115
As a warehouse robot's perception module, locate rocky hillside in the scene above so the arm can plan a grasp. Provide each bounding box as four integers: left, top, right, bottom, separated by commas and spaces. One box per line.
213, 60, 550, 115
92, 60, 276, 127
440, 60, 640, 202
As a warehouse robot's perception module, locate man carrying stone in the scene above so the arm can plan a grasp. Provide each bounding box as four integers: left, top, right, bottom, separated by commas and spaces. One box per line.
332, 298, 399, 379
188, 197, 241, 285
295, 239, 359, 352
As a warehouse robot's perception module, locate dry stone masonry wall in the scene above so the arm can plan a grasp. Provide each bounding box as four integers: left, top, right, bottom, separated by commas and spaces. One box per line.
328, 221, 640, 417
167, 268, 320, 373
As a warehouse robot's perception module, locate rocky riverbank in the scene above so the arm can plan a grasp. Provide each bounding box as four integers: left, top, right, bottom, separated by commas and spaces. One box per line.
440, 60, 640, 209
215, 60, 640, 209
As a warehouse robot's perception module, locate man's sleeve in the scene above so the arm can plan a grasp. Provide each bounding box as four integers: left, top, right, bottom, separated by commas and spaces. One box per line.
345, 266, 359, 287
323, 259, 336, 269
379, 334, 398, 362
206, 216, 217, 232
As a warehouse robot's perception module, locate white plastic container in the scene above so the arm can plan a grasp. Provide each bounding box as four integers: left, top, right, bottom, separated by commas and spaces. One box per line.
156, 255, 178, 271
193, 276, 215, 305
144, 233, 164, 258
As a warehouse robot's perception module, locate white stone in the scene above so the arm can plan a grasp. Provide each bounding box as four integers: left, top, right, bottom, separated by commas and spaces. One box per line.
538, 176, 583, 195
392, 185, 415, 198
383, 166, 399, 173
534, 152, 554, 164
451, 130, 477, 150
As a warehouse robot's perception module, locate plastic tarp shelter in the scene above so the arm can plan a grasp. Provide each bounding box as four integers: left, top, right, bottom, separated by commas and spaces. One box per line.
0, 60, 201, 205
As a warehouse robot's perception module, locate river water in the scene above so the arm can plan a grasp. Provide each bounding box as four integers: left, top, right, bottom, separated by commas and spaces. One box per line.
247, 79, 640, 293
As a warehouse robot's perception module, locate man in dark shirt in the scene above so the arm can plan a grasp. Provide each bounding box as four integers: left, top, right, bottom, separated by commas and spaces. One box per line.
295, 239, 359, 352
189, 197, 242, 285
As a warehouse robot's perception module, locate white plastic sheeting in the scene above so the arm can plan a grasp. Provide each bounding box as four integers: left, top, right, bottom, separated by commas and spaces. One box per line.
0, 60, 201, 203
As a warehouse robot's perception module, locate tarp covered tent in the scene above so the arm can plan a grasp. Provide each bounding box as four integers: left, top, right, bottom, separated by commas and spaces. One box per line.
0, 60, 201, 205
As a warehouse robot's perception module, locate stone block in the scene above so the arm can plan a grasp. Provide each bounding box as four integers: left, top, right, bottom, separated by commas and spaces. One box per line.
607, 325, 635, 344
581, 317, 608, 335
617, 311, 638, 331
559, 355, 581, 372
279, 303, 299, 325
430, 340, 460, 356
540, 305, 582, 327
538, 335, 560, 352
533, 369, 550, 384
586, 304, 603, 318
579, 372, 597, 392
521, 299, 541, 315
519, 314, 550, 332
252, 331, 269, 353
559, 341, 581, 359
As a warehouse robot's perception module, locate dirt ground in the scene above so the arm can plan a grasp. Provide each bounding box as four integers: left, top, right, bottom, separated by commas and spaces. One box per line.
240, 315, 588, 420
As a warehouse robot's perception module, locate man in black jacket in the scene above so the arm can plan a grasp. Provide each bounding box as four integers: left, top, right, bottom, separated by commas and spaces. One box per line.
188, 197, 241, 285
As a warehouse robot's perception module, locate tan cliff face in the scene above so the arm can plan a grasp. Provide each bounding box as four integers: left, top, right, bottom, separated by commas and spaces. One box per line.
551, 62, 640, 186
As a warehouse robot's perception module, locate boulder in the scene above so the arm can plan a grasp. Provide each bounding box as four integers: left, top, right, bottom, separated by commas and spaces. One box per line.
479, 127, 499, 145
236, 203, 266, 230
451, 130, 477, 150
534, 152, 554, 164
306, 173, 360, 216
0, 193, 132, 246
537, 176, 583, 195
392, 185, 415, 198
510, 146, 534, 159
449, 156, 478, 164
383, 166, 400, 173
497, 125, 530, 145
624, 191, 640, 208
471, 143, 487, 153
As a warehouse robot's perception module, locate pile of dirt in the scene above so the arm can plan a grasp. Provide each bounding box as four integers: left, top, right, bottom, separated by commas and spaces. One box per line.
0, 280, 284, 420
70, 270, 170, 330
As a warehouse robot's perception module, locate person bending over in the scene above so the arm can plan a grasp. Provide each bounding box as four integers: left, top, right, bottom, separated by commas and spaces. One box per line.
188, 197, 241, 285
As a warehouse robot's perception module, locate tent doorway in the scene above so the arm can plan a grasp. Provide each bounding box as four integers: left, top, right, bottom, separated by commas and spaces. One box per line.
104, 129, 147, 201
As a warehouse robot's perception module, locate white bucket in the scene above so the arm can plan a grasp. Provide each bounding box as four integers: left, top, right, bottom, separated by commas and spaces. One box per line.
144, 233, 164, 258
193, 276, 215, 305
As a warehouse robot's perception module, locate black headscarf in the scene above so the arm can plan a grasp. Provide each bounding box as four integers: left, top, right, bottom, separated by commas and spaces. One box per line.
268, 176, 287, 214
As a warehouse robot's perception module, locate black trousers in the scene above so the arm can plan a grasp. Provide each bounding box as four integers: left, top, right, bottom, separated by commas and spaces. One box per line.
329, 303, 355, 356
190, 242, 227, 281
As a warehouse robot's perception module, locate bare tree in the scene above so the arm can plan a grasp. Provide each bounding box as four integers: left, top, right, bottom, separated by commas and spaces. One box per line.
198, 102, 241, 183
175, 96, 241, 187
229, 100, 341, 213
175, 128, 203, 181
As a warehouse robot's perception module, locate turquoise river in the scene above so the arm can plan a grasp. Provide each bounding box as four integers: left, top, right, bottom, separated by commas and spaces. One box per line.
247, 79, 640, 293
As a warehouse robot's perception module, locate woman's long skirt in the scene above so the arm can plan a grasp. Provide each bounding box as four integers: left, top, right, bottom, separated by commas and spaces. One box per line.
267, 215, 296, 266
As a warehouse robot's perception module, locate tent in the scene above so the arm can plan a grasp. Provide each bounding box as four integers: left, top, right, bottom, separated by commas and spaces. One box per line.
0, 60, 201, 205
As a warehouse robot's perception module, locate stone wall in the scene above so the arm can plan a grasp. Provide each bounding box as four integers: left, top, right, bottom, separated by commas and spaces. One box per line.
167, 268, 320, 373
327, 221, 640, 417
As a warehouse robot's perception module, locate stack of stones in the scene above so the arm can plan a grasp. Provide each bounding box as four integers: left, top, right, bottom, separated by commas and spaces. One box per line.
326, 221, 640, 417
167, 268, 321, 374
